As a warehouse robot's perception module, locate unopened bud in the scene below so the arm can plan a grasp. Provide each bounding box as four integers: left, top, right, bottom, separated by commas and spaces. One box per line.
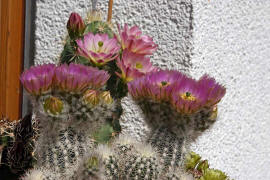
209, 105, 218, 121
99, 91, 113, 104
67, 12, 85, 39
43, 96, 64, 115
83, 89, 99, 106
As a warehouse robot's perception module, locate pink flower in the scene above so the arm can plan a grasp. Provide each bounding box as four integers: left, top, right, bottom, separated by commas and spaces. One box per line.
118, 24, 157, 55
20, 64, 56, 96
128, 70, 226, 114
128, 70, 185, 101
67, 12, 85, 39
116, 50, 157, 82
171, 78, 208, 114
76, 33, 120, 66
54, 63, 110, 93
198, 74, 226, 107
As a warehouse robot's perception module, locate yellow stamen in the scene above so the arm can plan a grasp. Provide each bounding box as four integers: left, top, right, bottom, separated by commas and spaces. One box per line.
135, 62, 143, 69
180, 92, 196, 101
158, 81, 170, 87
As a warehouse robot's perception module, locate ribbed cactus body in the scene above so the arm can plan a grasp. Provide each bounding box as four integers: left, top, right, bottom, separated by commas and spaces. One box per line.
104, 155, 120, 179
35, 127, 94, 177
148, 127, 186, 171
112, 136, 161, 180
68, 94, 115, 125
122, 154, 159, 180
21, 168, 60, 180
138, 100, 217, 136
73, 150, 106, 180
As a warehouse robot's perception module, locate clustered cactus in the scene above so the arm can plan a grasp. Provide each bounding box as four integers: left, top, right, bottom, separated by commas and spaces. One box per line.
0, 5, 231, 180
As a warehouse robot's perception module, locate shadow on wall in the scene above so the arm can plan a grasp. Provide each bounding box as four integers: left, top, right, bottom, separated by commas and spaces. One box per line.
22, 0, 37, 117
107, 0, 195, 140
100, 0, 194, 72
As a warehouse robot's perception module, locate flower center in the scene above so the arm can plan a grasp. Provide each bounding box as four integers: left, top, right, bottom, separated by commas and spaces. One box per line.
135, 62, 143, 69
180, 92, 196, 101
158, 81, 170, 87
161, 81, 168, 86
98, 41, 104, 47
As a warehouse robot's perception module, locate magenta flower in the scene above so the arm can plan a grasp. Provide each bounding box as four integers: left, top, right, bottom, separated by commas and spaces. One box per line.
116, 50, 157, 82
128, 70, 185, 101
198, 74, 226, 107
20, 64, 56, 96
128, 70, 226, 114
67, 12, 85, 39
54, 63, 110, 93
171, 78, 208, 114
76, 33, 120, 66
118, 24, 157, 55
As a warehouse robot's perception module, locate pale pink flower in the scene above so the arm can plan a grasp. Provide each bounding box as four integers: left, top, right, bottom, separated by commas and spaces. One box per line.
116, 50, 157, 82
118, 24, 157, 55
76, 32, 120, 66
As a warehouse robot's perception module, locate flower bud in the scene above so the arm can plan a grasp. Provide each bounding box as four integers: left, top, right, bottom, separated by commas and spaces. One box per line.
67, 12, 85, 39
82, 89, 99, 106
99, 91, 113, 104
209, 105, 218, 121
43, 96, 64, 115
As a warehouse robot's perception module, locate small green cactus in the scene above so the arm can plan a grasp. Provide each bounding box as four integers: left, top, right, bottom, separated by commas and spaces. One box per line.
199, 169, 228, 180
84, 21, 114, 38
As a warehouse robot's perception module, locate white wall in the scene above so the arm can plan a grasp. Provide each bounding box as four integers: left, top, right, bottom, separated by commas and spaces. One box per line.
34, 0, 270, 179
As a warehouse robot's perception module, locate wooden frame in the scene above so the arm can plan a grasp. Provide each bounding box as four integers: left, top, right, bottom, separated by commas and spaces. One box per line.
0, 0, 25, 120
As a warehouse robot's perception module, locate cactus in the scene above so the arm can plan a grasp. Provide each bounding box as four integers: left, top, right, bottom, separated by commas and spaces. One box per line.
7, 113, 37, 172
21, 168, 60, 180
111, 135, 161, 180
35, 127, 94, 177
17, 8, 232, 180
147, 127, 187, 172
199, 169, 228, 180
138, 100, 217, 138
73, 150, 106, 180
0, 118, 17, 164
94, 144, 120, 180
120, 143, 160, 180
184, 152, 230, 180
161, 168, 194, 180
84, 21, 114, 38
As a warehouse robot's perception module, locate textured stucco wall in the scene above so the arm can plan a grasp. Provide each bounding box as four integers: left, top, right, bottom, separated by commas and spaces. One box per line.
34, 0, 270, 179
190, 1, 270, 180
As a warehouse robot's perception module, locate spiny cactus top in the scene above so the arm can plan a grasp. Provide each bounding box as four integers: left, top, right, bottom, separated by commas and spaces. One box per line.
76, 32, 120, 66
128, 70, 226, 114
118, 24, 157, 55
20, 63, 110, 96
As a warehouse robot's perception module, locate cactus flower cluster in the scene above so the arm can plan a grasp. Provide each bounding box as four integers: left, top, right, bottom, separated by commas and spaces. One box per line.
20, 63, 109, 96
128, 70, 226, 114
116, 24, 158, 82
15, 10, 232, 180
